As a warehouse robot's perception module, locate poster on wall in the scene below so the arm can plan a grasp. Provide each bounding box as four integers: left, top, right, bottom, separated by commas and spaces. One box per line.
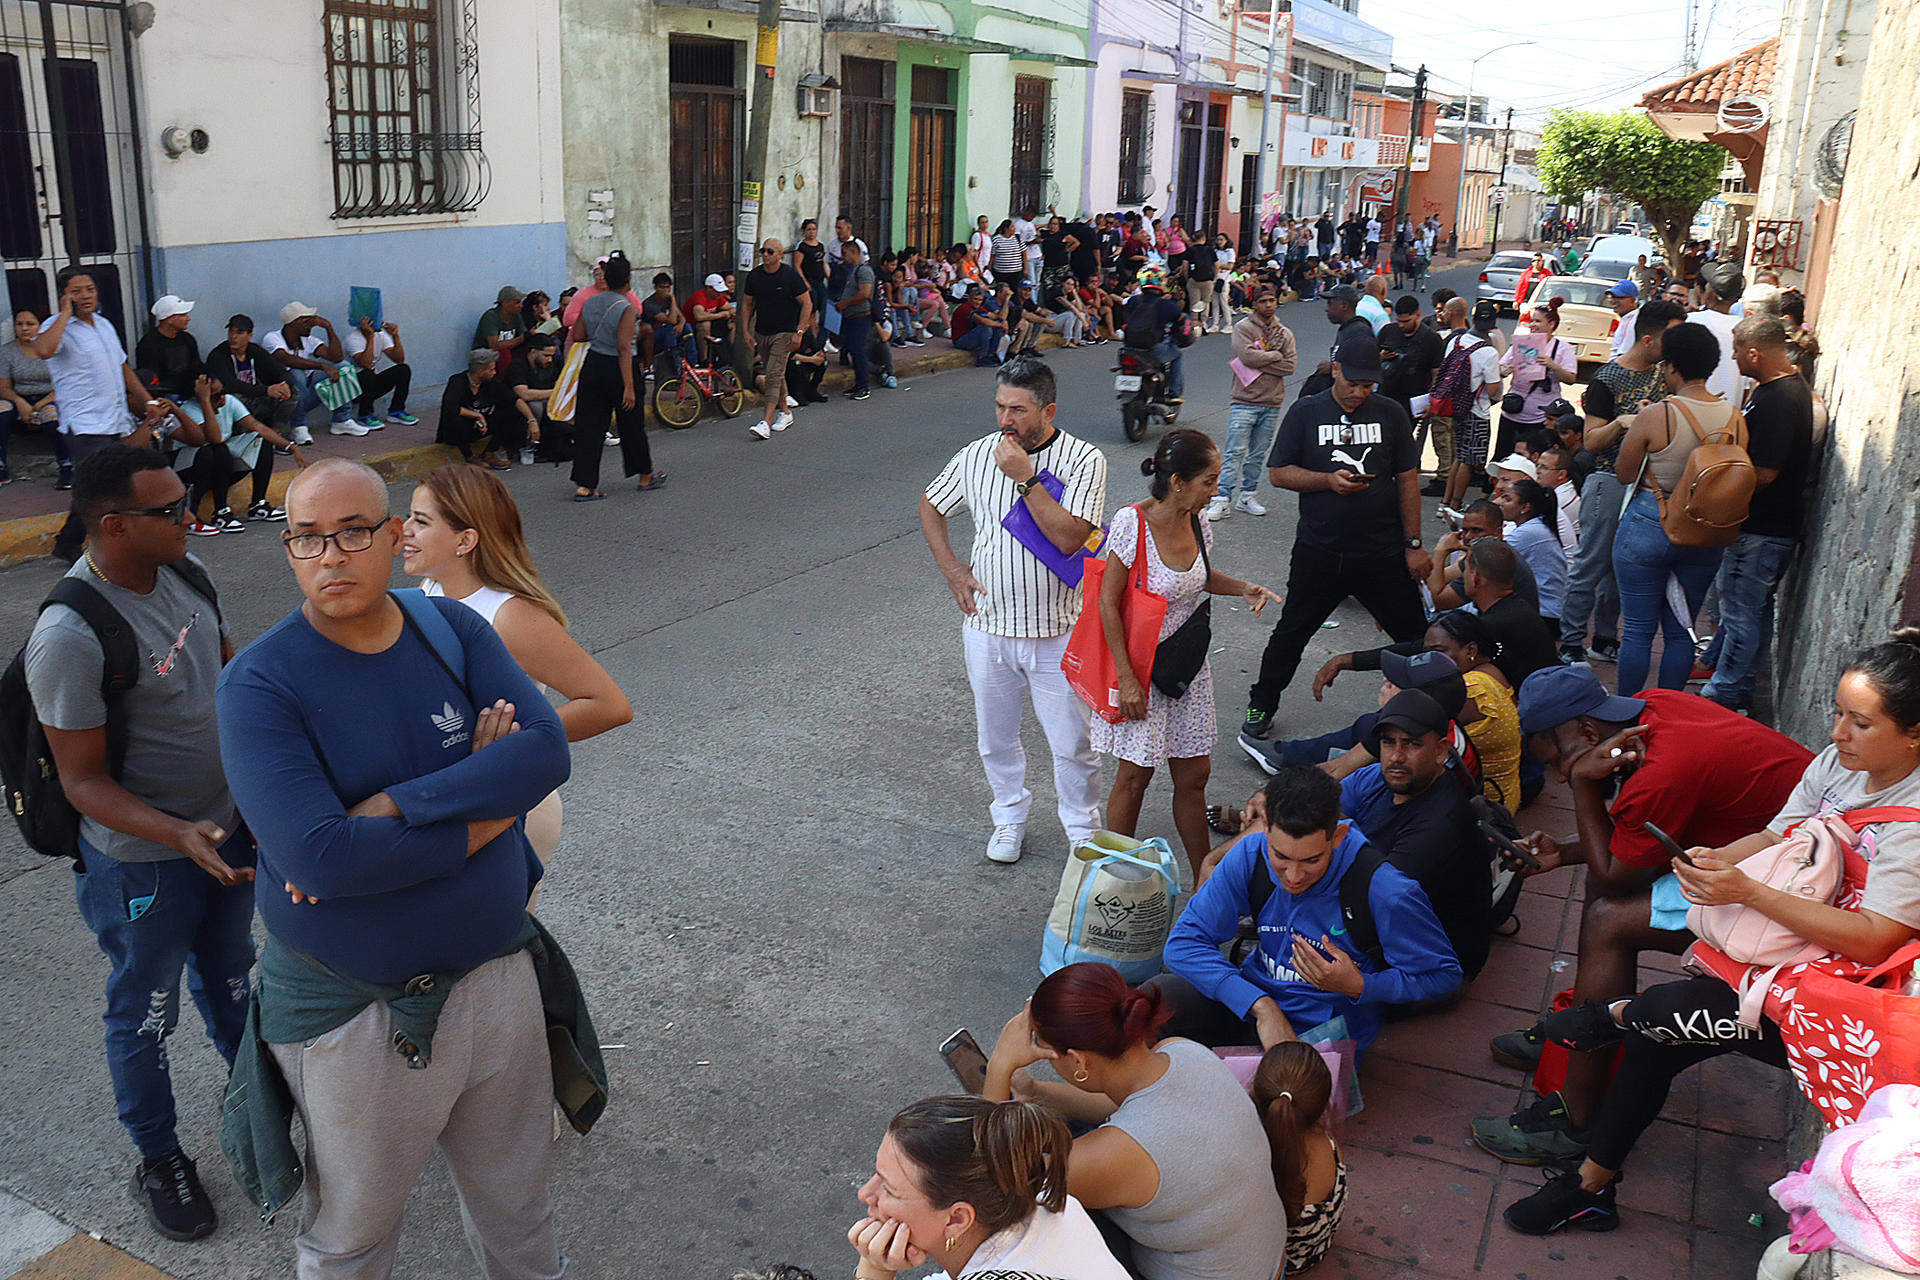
1359, 170, 1397, 204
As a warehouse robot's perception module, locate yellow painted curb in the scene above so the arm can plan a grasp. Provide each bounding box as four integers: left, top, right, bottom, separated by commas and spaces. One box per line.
6, 1234, 177, 1280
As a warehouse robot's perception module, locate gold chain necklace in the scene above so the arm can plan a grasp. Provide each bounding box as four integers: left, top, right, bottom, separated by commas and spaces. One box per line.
82, 548, 110, 584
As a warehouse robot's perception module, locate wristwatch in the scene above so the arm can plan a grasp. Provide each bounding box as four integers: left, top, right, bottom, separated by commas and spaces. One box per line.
1404, 537, 1423, 550
1015, 477, 1042, 496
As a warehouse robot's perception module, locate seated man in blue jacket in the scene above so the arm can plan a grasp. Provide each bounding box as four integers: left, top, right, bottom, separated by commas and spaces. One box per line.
1155, 764, 1463, 1053
218, 458, 573, 1278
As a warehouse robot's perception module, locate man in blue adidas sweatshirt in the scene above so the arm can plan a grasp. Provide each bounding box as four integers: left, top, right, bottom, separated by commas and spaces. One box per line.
1157, 765, 1461, 1052
217, 459, 570, 1279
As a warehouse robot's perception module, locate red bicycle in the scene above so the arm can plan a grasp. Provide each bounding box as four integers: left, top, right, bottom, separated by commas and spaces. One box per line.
652, 358, 746, 427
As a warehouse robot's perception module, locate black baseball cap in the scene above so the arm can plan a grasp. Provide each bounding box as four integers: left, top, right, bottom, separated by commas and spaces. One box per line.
1366, 688, 1452, 751
1545, 397, 1577, 421
1322, 284, 1361, 306
1334, 338, 1383, 383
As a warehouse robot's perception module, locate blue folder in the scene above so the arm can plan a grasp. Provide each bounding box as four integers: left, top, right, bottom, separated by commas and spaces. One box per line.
1001, 468, 1106, 586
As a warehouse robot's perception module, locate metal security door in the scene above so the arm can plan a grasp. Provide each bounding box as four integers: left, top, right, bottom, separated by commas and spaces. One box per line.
1173, 100, 1201, 230
839, 57, 892, 248
905, 65, 954, 256
668, 39, 741, 294
1009, 75, 1050, 218
0, 0, 148, 335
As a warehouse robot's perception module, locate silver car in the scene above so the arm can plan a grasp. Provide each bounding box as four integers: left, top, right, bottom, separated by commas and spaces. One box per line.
1477, 251, 1555, 311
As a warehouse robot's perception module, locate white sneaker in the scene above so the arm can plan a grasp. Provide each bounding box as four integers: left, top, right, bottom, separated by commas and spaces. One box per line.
771, 411, 793, 433
1234, 493, 1268, 516
986, 823, 1026, 864
785, 395, 798, 408
328, 421, 370, 436
749, 421, 772, 440
1204, 496, 1232, 522
290, 426, 315, 446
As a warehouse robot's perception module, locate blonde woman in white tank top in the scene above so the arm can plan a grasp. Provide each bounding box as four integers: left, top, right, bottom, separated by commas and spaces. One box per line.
402, 465, 632, 905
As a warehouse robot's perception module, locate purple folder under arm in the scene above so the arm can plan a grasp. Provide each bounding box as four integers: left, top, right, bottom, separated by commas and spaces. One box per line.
1001, 469, 1104, 586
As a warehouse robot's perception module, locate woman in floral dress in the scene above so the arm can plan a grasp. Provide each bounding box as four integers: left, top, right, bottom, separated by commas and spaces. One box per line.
1095, 429, 1281, 875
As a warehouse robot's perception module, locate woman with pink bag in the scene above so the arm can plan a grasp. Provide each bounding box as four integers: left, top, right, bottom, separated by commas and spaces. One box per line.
1503, 628, 1920, 1237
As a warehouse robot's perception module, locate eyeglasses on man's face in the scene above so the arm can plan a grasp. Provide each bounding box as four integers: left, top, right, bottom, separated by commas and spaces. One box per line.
282, 523, 385, 560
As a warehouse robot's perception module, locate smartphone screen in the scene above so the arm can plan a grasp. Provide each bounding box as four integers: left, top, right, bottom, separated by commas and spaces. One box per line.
939, 1029, 989, 1094
1642, 821, 1695, 866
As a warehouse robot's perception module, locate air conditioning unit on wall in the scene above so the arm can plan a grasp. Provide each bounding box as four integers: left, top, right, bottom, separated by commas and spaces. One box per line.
798, 73, 839, 118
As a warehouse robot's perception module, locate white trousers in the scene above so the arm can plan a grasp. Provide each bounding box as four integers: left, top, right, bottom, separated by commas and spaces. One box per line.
963, 627, 1102, 841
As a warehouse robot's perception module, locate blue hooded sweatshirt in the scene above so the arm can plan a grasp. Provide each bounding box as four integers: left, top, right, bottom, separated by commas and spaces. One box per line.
1164, 823, 1463, 1050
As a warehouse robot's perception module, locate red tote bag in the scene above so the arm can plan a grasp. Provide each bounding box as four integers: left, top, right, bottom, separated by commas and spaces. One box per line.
1062, 507, 1167, 725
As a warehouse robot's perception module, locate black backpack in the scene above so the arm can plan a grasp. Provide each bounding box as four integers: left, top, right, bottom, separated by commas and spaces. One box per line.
1246, 841, 1388, 971
0, 562, 219, 862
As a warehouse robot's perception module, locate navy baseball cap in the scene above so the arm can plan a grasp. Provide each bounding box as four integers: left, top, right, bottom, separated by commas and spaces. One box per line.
1517, 666, 1646, 736
1381, 650, 1468, 720
1607, 279, 1639, 298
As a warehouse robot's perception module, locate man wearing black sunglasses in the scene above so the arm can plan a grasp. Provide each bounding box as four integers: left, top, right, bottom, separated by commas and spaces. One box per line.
22, 444, 245, 1243
740, 236, 812, 441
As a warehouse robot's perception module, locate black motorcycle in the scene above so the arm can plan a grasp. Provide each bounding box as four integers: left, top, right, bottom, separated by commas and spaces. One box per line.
1113, 346, 1179, 442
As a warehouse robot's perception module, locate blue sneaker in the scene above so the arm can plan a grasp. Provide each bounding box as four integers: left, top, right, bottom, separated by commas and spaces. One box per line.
385, 410, 421, 426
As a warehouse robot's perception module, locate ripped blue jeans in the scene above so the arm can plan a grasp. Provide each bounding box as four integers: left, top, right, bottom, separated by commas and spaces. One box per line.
74, 833, 257, 1157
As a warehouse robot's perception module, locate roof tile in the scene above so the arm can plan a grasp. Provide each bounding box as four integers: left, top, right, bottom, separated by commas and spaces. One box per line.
1639, 38, 1777, 111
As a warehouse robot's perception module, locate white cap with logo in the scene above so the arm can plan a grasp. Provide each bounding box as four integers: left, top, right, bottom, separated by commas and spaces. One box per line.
150, 295, 195, 321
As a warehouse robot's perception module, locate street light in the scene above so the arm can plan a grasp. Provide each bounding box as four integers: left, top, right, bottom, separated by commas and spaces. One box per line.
1452, 40, 1535, 252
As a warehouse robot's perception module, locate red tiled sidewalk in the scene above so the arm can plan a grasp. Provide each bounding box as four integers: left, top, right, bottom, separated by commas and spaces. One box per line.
1325, 773, 1792, 1278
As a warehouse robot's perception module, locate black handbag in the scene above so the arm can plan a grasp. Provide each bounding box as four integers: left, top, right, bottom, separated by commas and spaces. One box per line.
1149, 515, 1213, 699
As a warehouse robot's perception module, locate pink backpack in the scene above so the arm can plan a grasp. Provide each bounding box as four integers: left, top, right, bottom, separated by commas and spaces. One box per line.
1690, 807, 1920, 1026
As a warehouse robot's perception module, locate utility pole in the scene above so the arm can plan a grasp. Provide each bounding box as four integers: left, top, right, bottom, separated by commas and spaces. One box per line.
1254, 0, 1282, 230
1396, 63, 1426, 227
738, 0, 783, 274
1487, 106, 1513, 252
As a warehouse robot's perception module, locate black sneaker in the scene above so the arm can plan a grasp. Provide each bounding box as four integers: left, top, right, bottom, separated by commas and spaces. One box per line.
1590, 637, 1621, 663
1490, 1021, 1546, 1070
212, 508, 247, 533
1420, 476, 1445, 497
1542, 1000, 1626, 1052
1503, 1167, 1619, 1235
1238, 730, 1284, 776
1243, 706, 1275, 740
849, 388, 872, 401
130, 1148, 217, 1241
1558, 644, 1586, 667
55, 468, 74, 492
1470, 1090, 1590, 1165
248, 500, 288, 522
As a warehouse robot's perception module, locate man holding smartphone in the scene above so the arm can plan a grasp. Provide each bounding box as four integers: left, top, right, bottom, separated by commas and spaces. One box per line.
1241, 338, 1430, 744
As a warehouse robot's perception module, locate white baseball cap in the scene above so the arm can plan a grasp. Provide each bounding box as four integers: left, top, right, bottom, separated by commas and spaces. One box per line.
150, 295, 194, 320
280, 301, 319, 325
704, 273, 728, 293
1492, 454, 1538, 482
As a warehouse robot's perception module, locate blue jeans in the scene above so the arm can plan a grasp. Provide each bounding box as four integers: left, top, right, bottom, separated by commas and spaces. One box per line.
74, 835, 257, 1158
954, 325, 997, 361
1700, 533, 1797, 705
1612, 490, 1726, 695
1223, 403, 1281, 498
1559, 469, 1624, 653
1153, 340, 1184, 397
287, 365, 354, 425
840, 313, 873, 392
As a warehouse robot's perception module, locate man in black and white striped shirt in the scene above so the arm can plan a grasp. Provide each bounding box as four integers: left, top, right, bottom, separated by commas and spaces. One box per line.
922, 357, 1109, 864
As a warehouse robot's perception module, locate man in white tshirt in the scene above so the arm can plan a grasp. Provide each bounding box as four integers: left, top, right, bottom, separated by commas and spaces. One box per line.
922, 356, 1108, 865
1013, 208, 1041, 286
1605, 280, 1640, 361
261, 302, 362, 437
1364, 216, 1383, 265
1691, 262, 1746, 403
340, 317, 416, 429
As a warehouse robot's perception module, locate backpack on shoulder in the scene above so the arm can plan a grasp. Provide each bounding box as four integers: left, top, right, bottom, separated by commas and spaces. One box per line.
1429, 333, 1487, 419
1247, 837, 1389, 971
1640, 398, 1756, 547
0, 562, 219, 862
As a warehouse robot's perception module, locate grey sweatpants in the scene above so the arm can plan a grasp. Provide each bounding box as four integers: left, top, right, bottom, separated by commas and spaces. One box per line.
269, 951, 563, 1280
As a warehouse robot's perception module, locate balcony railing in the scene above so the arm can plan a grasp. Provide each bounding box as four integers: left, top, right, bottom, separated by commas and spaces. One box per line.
1374, 133, 1408, 166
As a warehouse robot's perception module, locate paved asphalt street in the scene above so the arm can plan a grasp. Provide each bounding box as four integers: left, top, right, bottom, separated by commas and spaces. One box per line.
0, 265, 1494, 1277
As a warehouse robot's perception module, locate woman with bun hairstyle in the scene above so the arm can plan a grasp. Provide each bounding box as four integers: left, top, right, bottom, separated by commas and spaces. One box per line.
849, 1093, 1128, 1280
1095, 429, 1281, 876
1252, 1043, 1345, 1273
1504, 631, 1920, 1236
983, 961, 1289, 1280
403, 464, 632, 899
1495, 299, 1577, 461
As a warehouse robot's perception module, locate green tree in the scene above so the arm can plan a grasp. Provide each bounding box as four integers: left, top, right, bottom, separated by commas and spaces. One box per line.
1537, 109, 1725, 267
